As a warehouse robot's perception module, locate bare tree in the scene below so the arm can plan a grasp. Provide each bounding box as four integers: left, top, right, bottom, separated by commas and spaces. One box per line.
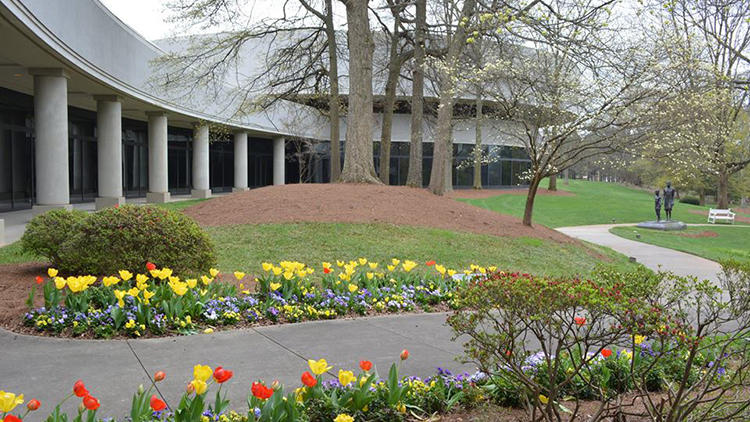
405, 0, 427, 187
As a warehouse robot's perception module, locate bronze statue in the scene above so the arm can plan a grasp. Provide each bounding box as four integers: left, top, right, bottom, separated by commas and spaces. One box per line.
663, 182, 676, 221
654, 190, 662, 221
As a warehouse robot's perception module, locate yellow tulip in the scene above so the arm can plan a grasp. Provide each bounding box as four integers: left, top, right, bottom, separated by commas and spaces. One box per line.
114, 289, 126, 307
283, 271, 294, 280
159, 268, 173, 280
539, 394, 549, 405
54, 277, 66, 290
336, 260, 345, 267
142, 289, 155, 304
334, 414, 354, 422
126, 287, 139, 297
119, 270, 133, 281
348, 283, 359, 293
391, 258, 400, 265
201, 275, 213, 286
190, 379, 207, 395
368, 262, 378, 269
209, 268, 219, 277
358, 258, 367, 265
387, 265, 396, 272
262, 262, 273, 272
203, 328, 214, 334
308, 358, 332, 375
272, 267, 283, 276
270, 282, 281, 291
47, 268, 58, 278
186, 279, 198, 289
435, 264, 446, 275
102, 276, 120, 287
447, 269, 457, 277
149, 269, 161, 278
67, 277, 87, 293
322, 262, 332, 269
168, 279, 188, 296
136, 274, 148, 284
193, 364, 212, 382
338, 370, 356, 387
402, 260, 417, 272
0, 391, 24, 413
397, 403, 406, 413
489, 266, 498, 272
338, 273, 351, 281
234, 271, 245, 280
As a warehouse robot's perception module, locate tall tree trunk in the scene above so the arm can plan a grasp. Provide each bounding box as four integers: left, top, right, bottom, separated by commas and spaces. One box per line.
405, 0, 426, 188
325, 0, 341, 182
473, 96, 482, 189
523, 174, 542, 226
563, 168, 569, 185
699, 188, 705, 206
339, 0, 380, 183
379, 5, 402, 185
429, 0, 476, 195
548, 174, 557, 191
717, 166, 729, 208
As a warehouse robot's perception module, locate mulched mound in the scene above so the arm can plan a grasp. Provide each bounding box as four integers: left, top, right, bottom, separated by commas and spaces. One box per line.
183, 184, 575, 244
0, 262, 47, 330
677, 231, 719, 238
448, 187, 574, 200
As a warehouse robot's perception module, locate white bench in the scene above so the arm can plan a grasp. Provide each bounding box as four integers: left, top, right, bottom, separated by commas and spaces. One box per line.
707, 208, 735, 224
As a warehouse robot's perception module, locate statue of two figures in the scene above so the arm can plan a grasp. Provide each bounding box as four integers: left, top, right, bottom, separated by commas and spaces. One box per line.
654, 182, 676, 221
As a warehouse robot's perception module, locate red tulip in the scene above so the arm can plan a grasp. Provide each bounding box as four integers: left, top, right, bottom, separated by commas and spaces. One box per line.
601, 349, 613, 358
301, 371, 317, 387
186, 383, 195, 394
27, 399, 41, 411
323, 267, 332, 274
425, 260, 436, 266
359, 360, 373, 371
574, 317, 586, 326
149, 395, 167, 412
400, 349, 409, 361
82, 395, 100, 411
35, 275, 44, 285
73, 380, 89, 397
146, 262, 156, 271
4, 414, 22, 422
213, 366, 233, 383
251, 382, 274, 400
154, 371, 166, 382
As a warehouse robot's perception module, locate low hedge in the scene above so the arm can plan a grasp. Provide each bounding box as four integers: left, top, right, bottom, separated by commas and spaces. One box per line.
21, 205, 216, 275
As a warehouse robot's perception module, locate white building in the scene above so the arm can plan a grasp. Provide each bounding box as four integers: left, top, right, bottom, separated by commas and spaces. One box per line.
0, 0, 531, 212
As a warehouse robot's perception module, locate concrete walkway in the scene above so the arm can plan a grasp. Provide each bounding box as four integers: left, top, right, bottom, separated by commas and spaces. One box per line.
0, 312, 472, 418
557, 224, 723, 282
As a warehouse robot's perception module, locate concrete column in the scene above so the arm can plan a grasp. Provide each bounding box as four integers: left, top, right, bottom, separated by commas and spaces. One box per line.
273, 136, 285, 186
146, 111, 170, 203
192, 124, 211, 198
94, 95, 125, 210
30, 68, 71, 210
233, 131, 249, 192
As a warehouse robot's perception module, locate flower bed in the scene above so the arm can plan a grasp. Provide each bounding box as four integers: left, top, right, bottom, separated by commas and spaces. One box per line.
23, 259, 485, 338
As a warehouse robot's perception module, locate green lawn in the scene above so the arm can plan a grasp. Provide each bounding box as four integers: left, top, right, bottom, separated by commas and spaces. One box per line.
156, 198, 208, 212
610, 225, 750, 262
206, 222, 639, 276
0, 221, 640, 277
460, 180, 724, 228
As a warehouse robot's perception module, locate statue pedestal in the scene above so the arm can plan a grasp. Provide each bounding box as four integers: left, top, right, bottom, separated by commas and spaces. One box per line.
635, 220, 687, 231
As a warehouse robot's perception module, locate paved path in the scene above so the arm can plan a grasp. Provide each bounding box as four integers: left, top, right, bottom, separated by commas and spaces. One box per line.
0, 312, 472, 418
557, 224, 723, 282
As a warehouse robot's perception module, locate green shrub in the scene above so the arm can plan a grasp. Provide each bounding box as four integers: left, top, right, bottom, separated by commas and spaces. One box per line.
679, 196, 701, 205
20, 208, 89, 266
57, 205, 216, 275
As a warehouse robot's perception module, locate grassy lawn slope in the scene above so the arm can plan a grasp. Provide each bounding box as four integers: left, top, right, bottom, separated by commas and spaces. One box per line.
610, 225, 750, 262
460, 180, 720, 228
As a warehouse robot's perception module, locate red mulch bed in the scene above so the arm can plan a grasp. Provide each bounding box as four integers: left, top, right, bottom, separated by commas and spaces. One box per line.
183, 184, 575, 244
677, 231, 719, 239
0, 262, 47, 330
448, 188, 574, 200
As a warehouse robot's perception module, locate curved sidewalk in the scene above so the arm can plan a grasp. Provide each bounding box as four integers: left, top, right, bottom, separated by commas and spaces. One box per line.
557, 224, 723, 282
0, 312, 471, 418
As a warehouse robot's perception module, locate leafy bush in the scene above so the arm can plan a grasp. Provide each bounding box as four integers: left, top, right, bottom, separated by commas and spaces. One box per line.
56, 205, 216, 275
679, 196, 701, 205
20, 208, 89, 266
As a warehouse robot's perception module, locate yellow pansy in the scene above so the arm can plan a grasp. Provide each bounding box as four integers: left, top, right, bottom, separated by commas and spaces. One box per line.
47, 268, 58, 278
114, 289, 126, 307
270, 282, 281, 291
209, 268, 219, 277
334, 415, 354, 422
136, 273, 148, 284
201, 275, 213, 286
338, 370, 356, 386
402, 260, 417, 272
190, 379, 207, 395
0, 391, 23, 413
102, 276, 119, 287
234, 271, 245, 280
308, 359, 332, 375
634, 334, 646, 345
54, 277, 66, 290
193, 364, 212, 382
118, 270, 133, 280
262, 262, 273, 272
186, 278, 198, 289
348, 283, 358, 293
